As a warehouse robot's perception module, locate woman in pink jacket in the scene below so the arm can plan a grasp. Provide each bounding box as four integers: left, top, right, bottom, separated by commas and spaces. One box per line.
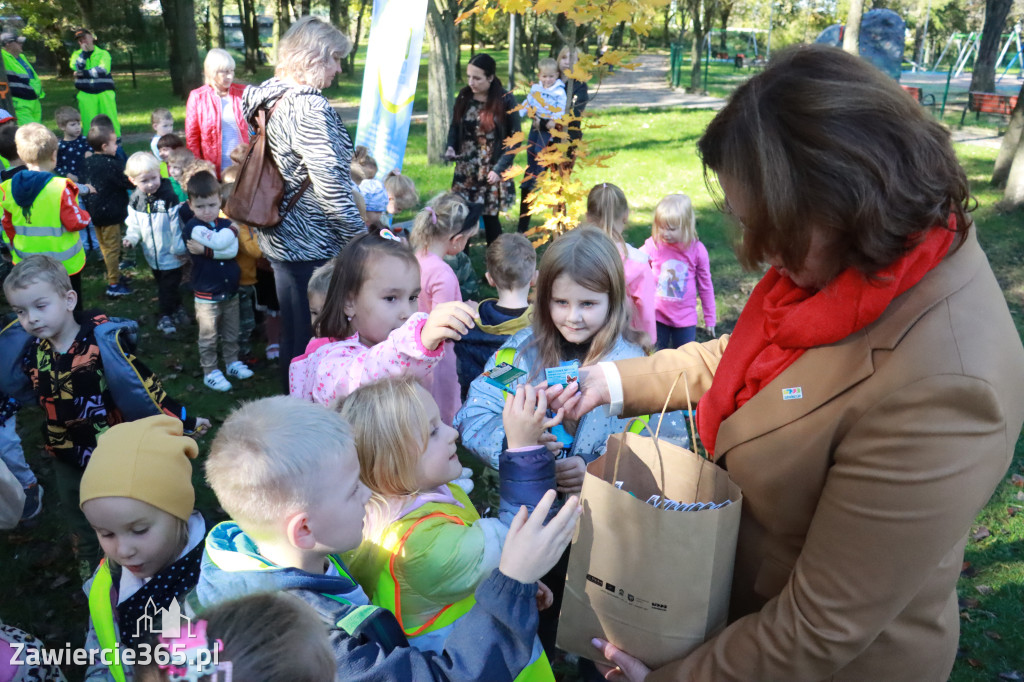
185, 48, 248, 179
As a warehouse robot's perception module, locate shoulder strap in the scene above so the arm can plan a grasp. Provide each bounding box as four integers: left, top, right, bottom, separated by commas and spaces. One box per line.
87, 560, 127, 682
261, 97, 311, 212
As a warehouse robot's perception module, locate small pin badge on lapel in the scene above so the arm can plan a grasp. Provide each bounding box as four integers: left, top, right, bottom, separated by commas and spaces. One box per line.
782, 387, 803, 401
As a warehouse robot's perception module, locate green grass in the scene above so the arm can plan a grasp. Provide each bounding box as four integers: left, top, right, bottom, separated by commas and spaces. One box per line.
4, 80, 1024, 681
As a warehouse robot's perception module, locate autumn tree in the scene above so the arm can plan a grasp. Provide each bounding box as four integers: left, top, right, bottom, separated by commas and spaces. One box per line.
159, 0, 202, 96
458, 0, 670, 243
842, 0, 864, 54
970, 0, 1013, 93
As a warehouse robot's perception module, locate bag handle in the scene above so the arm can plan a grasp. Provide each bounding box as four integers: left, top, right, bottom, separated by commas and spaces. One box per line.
609, 370, 684, 491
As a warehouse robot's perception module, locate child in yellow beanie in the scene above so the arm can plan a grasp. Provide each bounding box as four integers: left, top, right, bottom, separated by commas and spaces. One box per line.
79, 414, 208, 682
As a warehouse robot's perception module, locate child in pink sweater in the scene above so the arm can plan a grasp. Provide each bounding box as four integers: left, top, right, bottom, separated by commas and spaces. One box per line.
640, 193, 716, 349
288, 230, 477, 406
584, 182, 657, 346
410, 192, 477, 425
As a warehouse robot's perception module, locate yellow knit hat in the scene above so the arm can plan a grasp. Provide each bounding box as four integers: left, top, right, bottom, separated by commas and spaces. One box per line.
80, 415, 199, 521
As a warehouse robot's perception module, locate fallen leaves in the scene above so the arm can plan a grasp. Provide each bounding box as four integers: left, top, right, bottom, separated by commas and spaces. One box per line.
1011, 473, 1024, 487
972, 525, 991, 541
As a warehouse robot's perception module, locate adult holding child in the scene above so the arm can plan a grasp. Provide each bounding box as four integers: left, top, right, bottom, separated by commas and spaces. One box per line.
445, 53, 520, 245
243, 16, 366, 388
185, 48, 248, 179
70, 28, 120, 137
551, 45, 1024, 681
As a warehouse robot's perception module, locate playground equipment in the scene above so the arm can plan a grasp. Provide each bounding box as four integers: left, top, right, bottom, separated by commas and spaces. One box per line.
931, 26, 1024, 81
816, 9, 905, 79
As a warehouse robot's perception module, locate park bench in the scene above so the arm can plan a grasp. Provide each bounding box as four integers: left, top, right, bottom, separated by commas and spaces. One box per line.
960, 91, 1018, 125
900, 84, 935, 111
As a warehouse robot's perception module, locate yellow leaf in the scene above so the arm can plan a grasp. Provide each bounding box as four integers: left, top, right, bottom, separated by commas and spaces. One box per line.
504, 130, 525, 148
504, 0, 533, 11
455, 6, 484, 24
565, 63, 592, 82
501, 164, 525, 181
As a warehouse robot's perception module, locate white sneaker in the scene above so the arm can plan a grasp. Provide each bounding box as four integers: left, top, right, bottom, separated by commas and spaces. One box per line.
226, 361, 254, 380
204, 369, 232, 391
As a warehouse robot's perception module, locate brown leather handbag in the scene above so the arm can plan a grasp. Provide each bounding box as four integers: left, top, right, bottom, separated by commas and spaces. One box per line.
225, 99, 310, 229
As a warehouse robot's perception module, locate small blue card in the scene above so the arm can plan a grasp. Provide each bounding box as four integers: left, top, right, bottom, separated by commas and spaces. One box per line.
544, 360, 580, 387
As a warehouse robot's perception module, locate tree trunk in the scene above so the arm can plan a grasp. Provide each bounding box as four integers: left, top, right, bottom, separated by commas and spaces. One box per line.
159, 0, 203, 97
239, 0, 261, 73
719, 0, 733, 52
349, 0, 368, 72
687, 0, 712, 92
212, 0, 225, 48
274, 0, 291, 52
74, 0, 98, 27
992, 80, 1024, 186
427, 0, 459, 165
999, 133, 1024, 207
842, 0, 864, 55
300, 0, 311, 18
970, 0, 1013, 93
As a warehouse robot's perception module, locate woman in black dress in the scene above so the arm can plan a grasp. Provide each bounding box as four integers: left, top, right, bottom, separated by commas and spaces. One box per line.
445, 53, 521, 245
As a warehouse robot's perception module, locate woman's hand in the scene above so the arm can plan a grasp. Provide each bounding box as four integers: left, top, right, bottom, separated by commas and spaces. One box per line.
503, 382, 563, 450
555, 455, 586, 494
547, 366, 611, 422
420, 301, 478, 350
487, 170, 501, 184
592, 638, 652, 682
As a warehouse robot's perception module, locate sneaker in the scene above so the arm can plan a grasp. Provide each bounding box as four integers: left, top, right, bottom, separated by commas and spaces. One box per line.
20, 483, 42, 521
105, 282, 132, 298
173, 307, 191, 328
265, 343, 280, 360
225, 360, 254, 380
204, 369, 232, 391
156, 316, 176, 335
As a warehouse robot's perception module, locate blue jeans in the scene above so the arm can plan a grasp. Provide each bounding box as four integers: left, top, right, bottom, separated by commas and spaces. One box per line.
271, 258, 328, 391
0, 417, 34, 489
656, 322, 696, 351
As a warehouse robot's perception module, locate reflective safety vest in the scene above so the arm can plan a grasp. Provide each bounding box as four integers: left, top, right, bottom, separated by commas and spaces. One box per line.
2, 48, 43, 124
0, 176, 85, 275
87, 559, 128, 682
370, 492, 554, 682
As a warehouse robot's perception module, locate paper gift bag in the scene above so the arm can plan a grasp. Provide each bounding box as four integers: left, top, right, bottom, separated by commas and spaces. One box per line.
556, 423, 742, 668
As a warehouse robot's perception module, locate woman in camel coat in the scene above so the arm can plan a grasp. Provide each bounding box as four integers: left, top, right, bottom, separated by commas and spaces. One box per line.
554, 45, 1024, 682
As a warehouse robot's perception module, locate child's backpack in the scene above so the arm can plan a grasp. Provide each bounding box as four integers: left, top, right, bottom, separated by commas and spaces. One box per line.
224, 97, 310, 229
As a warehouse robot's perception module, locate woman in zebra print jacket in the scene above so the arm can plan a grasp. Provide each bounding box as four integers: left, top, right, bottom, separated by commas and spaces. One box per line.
242, 16, 367, 388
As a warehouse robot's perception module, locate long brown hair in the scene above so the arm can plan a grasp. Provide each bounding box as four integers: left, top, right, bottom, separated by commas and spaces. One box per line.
315, 231, 419, 339
529, 227, 643, 375
452, 53, 507, 134
698, 44, 971, 281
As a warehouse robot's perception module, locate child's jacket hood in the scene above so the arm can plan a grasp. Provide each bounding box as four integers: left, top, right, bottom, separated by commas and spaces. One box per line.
194, 521, 367, 608
10, 170, 55, 218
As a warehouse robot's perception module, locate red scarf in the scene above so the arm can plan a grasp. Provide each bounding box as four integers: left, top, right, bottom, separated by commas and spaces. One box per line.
696, 222, 956, 457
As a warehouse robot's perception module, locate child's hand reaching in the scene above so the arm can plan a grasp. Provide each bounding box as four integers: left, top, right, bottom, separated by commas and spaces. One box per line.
421, 301, 477, 350
503, 382, 563, 450
555, 455, 586, 494
536, 581, 553, 611
499, 490, 581, 584
121, 238, 132, 249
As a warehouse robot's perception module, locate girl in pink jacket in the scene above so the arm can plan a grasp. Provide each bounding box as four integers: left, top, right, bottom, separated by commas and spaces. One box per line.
640, 193, 716, 349
585, 182, 657, 346
288, 230, 478, 406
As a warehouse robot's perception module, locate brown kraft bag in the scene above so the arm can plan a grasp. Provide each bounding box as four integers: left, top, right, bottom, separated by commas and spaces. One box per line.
556, 407, 742, 668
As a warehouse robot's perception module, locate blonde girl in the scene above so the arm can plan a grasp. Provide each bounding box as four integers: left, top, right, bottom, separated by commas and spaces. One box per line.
410, 192, 476, 424
288, 230, 477, 406
584, 182, 657, 343
384, 170, 419, 232
456, 226, 687, 477
340, 376, 556, 680
79, 416, 208, 682
641, 193, 717, 349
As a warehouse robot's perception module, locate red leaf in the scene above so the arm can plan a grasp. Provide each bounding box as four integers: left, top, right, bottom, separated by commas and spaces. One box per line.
972, 526, 991, 541
976, 585, 995, 596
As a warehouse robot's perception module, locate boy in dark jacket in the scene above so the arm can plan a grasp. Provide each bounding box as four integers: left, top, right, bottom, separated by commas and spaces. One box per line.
79, 123, 132, 297
2, 255, 209, 570
456, 233, 536, 397
181, 170, 252, 391
196, 395, 579, 682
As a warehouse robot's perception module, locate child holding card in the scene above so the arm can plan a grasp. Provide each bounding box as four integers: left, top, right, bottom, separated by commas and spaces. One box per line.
455, 227, 690, 659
